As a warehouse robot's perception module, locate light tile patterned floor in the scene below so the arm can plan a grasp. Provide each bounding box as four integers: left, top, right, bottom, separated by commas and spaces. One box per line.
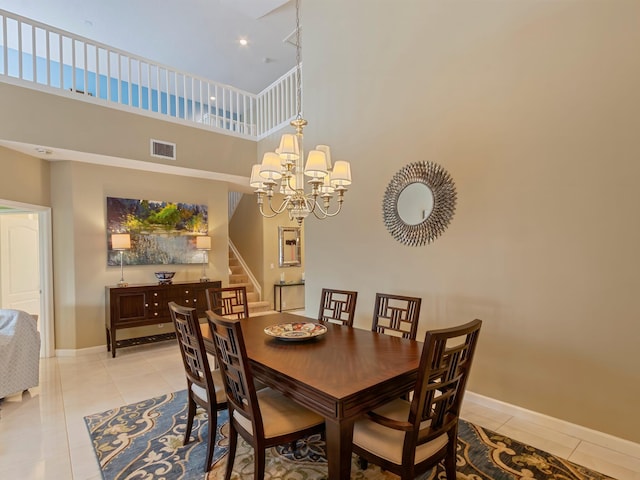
1, 341, 638, 480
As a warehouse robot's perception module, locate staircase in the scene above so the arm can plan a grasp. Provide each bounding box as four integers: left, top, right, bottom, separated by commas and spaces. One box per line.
228, 247, 272, 316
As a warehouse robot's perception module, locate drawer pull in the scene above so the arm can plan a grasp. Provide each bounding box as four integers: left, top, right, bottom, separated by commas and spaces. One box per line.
145, 304, 149, 307
154, 303, 159, 307
154, 312, 158, 316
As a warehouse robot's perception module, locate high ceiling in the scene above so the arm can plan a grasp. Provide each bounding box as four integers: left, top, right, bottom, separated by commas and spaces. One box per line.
0, 0, 298, 94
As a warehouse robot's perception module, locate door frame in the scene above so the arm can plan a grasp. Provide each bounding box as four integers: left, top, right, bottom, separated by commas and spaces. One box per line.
0, 198, 54, 357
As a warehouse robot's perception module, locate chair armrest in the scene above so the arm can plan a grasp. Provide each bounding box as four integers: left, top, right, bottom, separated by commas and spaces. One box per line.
366, 410, 413, 432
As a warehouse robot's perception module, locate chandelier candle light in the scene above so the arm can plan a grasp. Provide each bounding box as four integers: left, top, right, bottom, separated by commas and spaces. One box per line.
249, 0, 352, 225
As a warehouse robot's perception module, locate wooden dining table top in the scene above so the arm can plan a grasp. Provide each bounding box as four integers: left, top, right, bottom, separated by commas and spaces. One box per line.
200, 311, 421, 417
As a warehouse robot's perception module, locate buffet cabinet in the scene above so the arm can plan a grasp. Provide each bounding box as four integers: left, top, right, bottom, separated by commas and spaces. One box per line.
105, 280, 220, 357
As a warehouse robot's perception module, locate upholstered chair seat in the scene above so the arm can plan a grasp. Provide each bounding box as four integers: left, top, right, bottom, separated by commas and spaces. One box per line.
233, 387, 324, 438
353, 398, 448, 465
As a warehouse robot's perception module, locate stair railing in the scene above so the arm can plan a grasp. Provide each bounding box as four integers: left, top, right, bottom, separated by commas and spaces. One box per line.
228, 239, 261, 300
0, 8, 297, 140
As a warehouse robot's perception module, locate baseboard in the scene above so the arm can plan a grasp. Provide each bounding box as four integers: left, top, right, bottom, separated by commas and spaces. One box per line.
465, 390, 640, 459
55, 344, 106, 356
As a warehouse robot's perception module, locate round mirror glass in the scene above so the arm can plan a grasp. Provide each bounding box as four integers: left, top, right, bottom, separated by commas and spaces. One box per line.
397, 183, 434, 225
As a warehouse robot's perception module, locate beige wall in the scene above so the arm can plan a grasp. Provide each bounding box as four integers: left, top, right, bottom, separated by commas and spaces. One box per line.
302, 0, 640, 442
0, 146, 50, 206
50, 161, 229, 349
0, 83, 256, 176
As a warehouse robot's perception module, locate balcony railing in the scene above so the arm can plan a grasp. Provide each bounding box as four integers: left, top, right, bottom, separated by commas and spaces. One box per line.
0, 9, 298, 140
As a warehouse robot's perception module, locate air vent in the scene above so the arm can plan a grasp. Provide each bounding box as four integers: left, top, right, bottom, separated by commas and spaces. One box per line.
150, 139, 176, 160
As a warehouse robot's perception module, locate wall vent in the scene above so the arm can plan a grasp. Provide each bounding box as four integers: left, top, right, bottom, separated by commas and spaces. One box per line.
150, 139, 176, 160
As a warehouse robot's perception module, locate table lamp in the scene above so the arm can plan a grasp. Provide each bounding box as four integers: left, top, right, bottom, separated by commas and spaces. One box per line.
196, 236, 211, 282
112, 233, 131, 287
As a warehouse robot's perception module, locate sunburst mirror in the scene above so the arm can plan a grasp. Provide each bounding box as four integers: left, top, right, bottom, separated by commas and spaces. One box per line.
382, 161, 457, 246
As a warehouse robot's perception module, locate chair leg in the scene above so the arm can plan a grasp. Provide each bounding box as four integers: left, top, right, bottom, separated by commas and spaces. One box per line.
225, 428, 238, 480
184, 395, 196, 446
357, 456, 368, 470
443, 432, 458, 480
204, 406, 217, 473
255, 447, 266, 480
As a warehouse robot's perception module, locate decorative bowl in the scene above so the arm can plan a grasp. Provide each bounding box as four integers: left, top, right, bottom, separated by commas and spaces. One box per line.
264, 322, 327, 341
154, 271, 176, 284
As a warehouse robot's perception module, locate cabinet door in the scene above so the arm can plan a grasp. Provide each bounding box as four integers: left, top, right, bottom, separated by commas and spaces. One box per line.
115, 291, 147, 325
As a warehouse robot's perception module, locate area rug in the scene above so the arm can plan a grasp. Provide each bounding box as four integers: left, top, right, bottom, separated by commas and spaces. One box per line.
85, 390, 614, 480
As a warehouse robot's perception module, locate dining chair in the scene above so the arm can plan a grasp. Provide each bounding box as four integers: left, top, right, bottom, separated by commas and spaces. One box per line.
371, 292, 422, 340
206, 285, 249, 319
168, 302, 227, 473
206, 310, 325, 480
353, 319, 482, 480
317, 288, 358, 327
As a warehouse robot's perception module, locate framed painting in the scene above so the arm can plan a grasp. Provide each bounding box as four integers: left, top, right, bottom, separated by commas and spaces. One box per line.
106, 197, 208, 265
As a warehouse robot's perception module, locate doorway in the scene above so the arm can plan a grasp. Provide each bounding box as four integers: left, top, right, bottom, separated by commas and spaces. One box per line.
0, 200, 54, 357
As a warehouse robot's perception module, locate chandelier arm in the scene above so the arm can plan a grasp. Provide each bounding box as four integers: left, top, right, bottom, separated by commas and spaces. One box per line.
266, 196, 291, 215
311, 201, 344, 219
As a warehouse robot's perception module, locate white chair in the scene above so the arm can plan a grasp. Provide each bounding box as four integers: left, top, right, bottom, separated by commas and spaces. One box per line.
0, 309, 40, 398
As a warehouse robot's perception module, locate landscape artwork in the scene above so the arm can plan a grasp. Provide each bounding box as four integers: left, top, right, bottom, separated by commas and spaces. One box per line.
106, 197, 208, 265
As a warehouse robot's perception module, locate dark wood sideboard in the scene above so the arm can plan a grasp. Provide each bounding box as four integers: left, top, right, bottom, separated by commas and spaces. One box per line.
105, 280, 221, 357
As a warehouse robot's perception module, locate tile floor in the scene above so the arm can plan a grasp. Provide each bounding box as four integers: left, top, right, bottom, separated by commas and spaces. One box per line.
1, 340, 638, 480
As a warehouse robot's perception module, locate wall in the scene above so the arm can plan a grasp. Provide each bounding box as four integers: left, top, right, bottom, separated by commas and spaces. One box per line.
0, 146, 50, 206
0, 82, 256, 177
302, 0, 640, 442
50, 161, 229, 350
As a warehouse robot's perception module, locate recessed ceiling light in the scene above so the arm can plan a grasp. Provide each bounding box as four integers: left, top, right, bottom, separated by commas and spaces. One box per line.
239, 38, 248, 46
210, 96, 216, 101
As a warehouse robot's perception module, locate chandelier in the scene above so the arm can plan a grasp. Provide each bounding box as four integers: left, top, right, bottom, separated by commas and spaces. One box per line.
249, 0, 352, 226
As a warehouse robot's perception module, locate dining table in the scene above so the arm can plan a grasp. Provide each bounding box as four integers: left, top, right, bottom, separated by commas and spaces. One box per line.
201, 311, 422, 480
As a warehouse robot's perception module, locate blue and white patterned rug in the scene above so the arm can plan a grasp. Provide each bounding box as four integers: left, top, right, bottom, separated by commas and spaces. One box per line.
84, 390, 614, 480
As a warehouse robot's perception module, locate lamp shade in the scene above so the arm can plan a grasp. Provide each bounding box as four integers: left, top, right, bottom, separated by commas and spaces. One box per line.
112, 233, 131, 250
260, 152, 283, 180
315, 145, 332, 169
331, 161, 352, 186
278, 134, 300, 161
196, 236, 211, 250
250, 164, 265, 188
304, 150, 328, 178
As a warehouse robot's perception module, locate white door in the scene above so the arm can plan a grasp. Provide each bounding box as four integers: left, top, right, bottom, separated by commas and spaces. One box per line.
0, 213, 41, 317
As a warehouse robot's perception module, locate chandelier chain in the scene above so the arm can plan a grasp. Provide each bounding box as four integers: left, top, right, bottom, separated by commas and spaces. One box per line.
295, 0, 302, 120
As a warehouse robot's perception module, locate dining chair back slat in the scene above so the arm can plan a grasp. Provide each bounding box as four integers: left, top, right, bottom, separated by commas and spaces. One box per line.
318, 288, 358, 327
372, 293, 422, 340
206, 286, 249, 319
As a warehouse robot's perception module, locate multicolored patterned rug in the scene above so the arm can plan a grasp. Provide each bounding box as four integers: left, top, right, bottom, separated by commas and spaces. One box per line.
84, 390, 614, 480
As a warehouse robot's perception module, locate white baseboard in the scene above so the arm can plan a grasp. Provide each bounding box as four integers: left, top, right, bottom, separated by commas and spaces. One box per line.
465, 390, 640, 459
55, 344, 106, 357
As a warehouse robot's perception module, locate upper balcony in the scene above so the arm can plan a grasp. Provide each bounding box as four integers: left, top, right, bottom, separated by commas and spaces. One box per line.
0, 9, 298, 142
